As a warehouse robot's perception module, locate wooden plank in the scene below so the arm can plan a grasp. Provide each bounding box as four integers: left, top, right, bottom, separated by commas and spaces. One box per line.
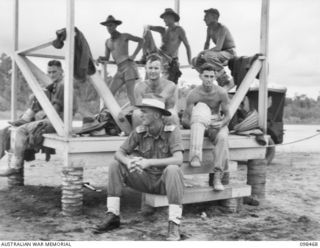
258, 0, 270, 133
24, 57, 51, 87
11, 0, 19, 121
14, 54, 65, 136
229, 59, 263, 118
144, 184, 251, 207
26, 53, 65, 60
17, 39, 54, 55
64, 0, 75, 137
43, 133, 267, 153
89, 74, 132, 134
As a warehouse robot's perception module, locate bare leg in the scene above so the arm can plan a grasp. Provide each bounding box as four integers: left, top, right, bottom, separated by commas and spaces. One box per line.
125, 79, 136, 106
109, 76, 125, 97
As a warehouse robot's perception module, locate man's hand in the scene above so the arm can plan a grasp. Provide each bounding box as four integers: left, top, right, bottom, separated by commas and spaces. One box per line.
209, 121, 223, 129
127, 157, 142, 171
135, 158, 150, 170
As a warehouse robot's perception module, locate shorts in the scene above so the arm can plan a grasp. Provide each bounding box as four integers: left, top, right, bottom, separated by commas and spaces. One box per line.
114, 59, 139, 82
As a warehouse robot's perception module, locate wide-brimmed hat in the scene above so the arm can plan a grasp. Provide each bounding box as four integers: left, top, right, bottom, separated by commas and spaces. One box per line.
160, 8, 180, 22
135, 98, 171, 116
100, 15, 122, 26
76, 117, 107, 134
204, 8, 220, 18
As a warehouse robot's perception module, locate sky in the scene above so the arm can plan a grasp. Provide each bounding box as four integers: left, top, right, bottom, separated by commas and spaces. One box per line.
0, 0, 319, 98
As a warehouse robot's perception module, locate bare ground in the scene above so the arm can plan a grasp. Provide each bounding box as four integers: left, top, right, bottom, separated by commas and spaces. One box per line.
0, 151, 319, 241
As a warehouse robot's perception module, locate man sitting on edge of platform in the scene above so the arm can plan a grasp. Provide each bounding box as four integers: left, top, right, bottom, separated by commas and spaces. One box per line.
93, 97, 184, 241
132, 54, 179, 127
140, 8, 192, 84
181, 63, 230, 191
0, 60, 75, 177
192, 8, 236, 90
98, 15, 143, 106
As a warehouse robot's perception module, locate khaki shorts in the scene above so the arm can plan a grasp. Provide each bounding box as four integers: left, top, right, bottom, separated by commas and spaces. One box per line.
114, 60, 139, 82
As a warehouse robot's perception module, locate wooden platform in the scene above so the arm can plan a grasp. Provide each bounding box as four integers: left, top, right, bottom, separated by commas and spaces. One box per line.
145, 184, 251, 207
43, 130, 267, 174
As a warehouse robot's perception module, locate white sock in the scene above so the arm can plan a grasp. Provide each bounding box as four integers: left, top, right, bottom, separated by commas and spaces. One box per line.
168, 204, 182, 225
107, 197, 120, 216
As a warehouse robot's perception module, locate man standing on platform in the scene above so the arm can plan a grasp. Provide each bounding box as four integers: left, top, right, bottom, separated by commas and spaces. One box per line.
193, 8, 236, 90
141, 8, 192, 84
181, 64, 230, 191
93, 97, 184, 241
0, 60, 70, 177
98, 15, 143, 105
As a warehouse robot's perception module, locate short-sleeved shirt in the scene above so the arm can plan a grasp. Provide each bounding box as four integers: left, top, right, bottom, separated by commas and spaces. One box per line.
120, 123, 184, 175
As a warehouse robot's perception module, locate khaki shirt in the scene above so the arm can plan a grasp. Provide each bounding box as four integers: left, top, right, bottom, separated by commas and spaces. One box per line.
120, 123, 184, 175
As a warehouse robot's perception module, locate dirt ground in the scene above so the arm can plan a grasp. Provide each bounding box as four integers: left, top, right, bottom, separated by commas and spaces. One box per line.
0, 151, 319, 241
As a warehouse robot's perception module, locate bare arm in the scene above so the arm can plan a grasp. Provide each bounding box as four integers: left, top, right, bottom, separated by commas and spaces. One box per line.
125, 33, 144, 60
211, 90, 231, 129
210, 27, 227, 52
161, 83, 176, 109
134, 151, 183, 170
181, 92, 196, 129
134, 83, 144, 105
204, 28, 210, 50
97, 40, 110, 62
149, 25, 166, 35
179, 28, 192, 64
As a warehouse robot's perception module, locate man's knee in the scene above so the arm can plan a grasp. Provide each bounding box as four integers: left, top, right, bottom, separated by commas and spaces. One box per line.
215, 127, 228, 144
164, 164, 182, 175
108, 160, 122, 174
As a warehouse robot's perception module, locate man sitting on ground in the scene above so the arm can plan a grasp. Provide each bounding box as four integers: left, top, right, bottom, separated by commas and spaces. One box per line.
181, 64, 230, 191
93, 97, 184, 241
141, 8, 192, 84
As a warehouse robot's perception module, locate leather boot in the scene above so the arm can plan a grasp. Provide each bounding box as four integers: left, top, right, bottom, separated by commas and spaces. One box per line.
92, 212, 120, 234
213, 171, 225, 191
166, 221, 181, 241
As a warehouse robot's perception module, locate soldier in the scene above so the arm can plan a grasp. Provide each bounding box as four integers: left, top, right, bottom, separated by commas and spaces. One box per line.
182, 64, 230, 191
98, 15, 143, 105
192, 8, 236, 90
141, 8, 192, 84
93, 97, 184, 241
133, 54, 179, 127
0, 60, 71, 176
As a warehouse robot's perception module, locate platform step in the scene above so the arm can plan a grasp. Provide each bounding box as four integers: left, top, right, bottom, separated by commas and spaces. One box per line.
144, 184, 251, 207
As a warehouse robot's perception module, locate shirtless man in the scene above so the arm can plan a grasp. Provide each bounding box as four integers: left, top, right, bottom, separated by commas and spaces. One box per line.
193, 8, 236, 90
133, 54, 178, 127
182, 63, 230, 191
98, 15, 143, 105
142, 8, 192, 84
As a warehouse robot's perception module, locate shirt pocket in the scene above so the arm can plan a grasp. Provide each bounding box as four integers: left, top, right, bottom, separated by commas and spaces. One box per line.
139, 145, 153, 158
158, 141, 169, 158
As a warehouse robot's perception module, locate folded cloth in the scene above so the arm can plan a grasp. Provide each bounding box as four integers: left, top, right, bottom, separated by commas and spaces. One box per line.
228, 54, 261, 88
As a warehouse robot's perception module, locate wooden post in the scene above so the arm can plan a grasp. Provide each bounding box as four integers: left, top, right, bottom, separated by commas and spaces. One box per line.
11, 0, 19, 121
64, 0, 75, 137
174, 0, 180, 16
258, 0, 270, 133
